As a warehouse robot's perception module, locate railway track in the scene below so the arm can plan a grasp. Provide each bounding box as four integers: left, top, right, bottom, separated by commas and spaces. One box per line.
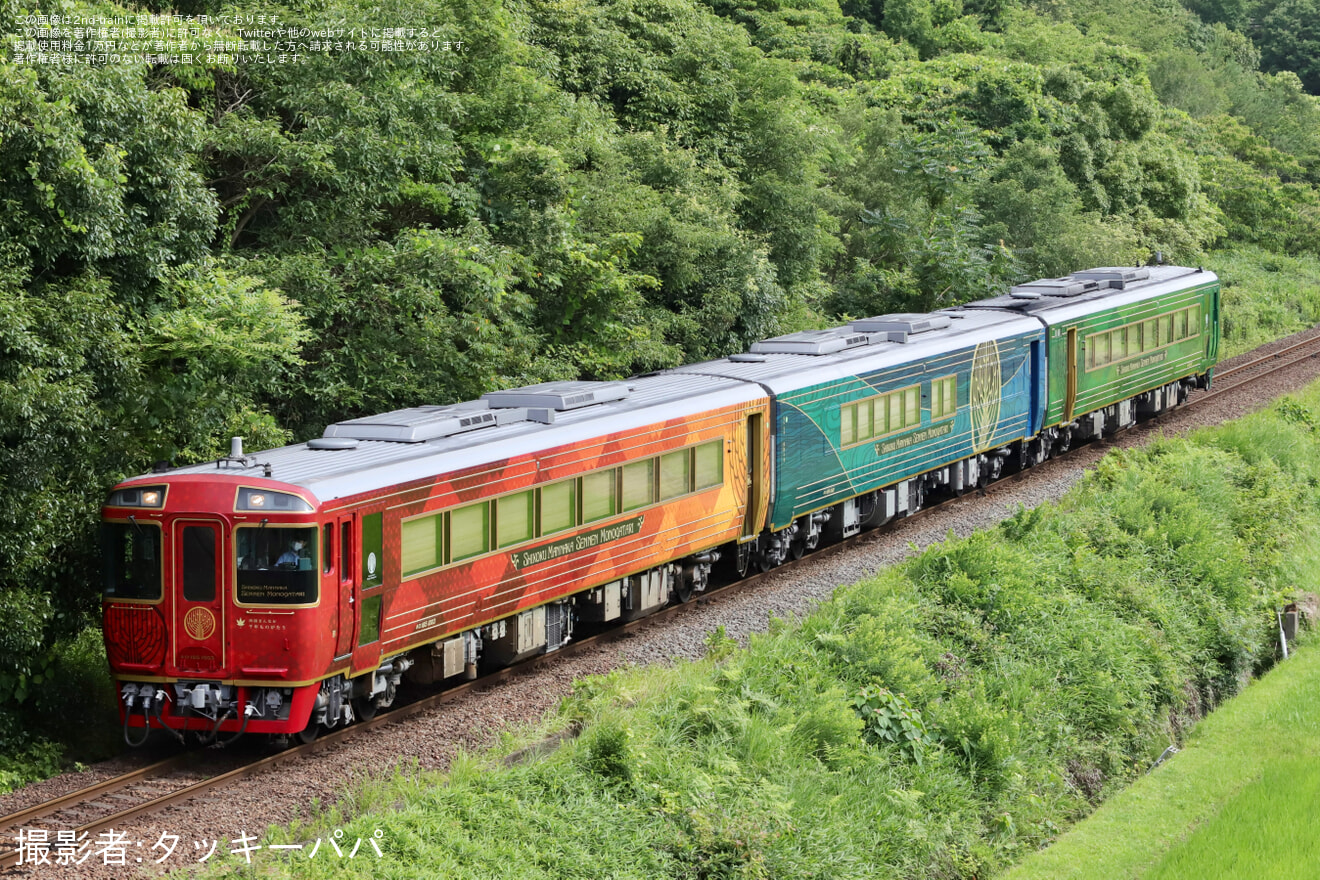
4, 324, 1318, 871
1201, 329, 1320, 397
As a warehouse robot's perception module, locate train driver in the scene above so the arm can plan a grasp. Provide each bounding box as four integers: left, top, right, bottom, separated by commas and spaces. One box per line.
276, 540, 306, 569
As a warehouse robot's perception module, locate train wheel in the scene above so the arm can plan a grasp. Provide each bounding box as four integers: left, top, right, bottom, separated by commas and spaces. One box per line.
1055, 428, 1072, 455
789, 529, 807, 560
295, 722, 319, 745
352, 697, 378, 723
675, 579, 694, 604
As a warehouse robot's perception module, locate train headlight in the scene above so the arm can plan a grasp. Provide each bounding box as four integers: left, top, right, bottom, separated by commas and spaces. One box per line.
107, 485, 167, 508
236, 488, 312, 512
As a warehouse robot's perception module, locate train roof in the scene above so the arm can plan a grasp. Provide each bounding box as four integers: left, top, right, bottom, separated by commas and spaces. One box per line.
960, 265, 1217, 321
668, 305, 1042, 394
139, 263, 1213, 505
157, 372, 765, 503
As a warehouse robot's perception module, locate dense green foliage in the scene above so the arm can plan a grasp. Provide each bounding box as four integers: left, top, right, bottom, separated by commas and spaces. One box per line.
1183, 0, 1320, 96
228, 389, 1320, 879
2, 0, 1320, 771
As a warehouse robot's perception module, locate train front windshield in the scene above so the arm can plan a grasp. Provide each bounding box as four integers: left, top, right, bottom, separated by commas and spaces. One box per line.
236, 526, 318, 605
102, 523, 162, 601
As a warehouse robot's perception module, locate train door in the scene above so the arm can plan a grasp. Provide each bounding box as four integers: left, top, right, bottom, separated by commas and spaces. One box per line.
172, 519, 225, 675
351, 512, 384, 672
1029, 339, 1044, 434
1208, 287, 1220, 362
742, 414, 764, 538
1064, 327, 1078, 423
332, 513, 356, 660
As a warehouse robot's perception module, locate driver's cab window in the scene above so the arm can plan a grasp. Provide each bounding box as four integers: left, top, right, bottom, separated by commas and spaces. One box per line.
236, 526, 318, 605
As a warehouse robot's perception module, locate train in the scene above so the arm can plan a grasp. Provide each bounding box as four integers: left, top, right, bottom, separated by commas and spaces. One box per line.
101, 264, 1220, 744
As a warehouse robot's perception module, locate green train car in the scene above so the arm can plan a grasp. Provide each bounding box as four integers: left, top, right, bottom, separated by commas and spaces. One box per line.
964, 265, 1219, 451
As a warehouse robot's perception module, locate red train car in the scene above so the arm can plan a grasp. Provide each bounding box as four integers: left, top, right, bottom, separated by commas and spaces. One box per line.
103, 377, 770, 743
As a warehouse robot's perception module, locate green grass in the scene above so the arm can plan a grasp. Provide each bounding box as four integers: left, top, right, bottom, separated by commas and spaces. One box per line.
1149, 756, 1320, 880
1003, 640, 1320, 880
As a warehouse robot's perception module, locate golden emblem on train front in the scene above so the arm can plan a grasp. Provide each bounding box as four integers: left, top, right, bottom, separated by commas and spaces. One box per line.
184, 607, 216, 641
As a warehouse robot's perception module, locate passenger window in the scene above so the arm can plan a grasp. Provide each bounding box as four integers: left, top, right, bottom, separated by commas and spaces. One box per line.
1161, 315, 1173, 344
1190, 304, 1201, 332
622, 460, 655, 512
904, 387, 919, 426
539, 480, 577, 535
450, 503, 490, 562
694, 441, 723, 490
1175, 310, 1187, 339
401, 514, 442, 576
582, 470, 617, 523
841, 402, 857, 446
497, 491, 534, 548
660, 449, 691, 500
932, 376, 956, 420
323, 523, 334, 575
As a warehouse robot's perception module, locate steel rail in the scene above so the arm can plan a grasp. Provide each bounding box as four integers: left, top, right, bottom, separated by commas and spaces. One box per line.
1206, 327, 1320, 384
1197, 331, 1320, 403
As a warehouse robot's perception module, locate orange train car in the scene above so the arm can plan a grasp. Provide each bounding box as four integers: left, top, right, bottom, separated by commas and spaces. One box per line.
103, 377, 770, 743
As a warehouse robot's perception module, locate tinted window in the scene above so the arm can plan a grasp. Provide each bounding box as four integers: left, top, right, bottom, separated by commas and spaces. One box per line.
497, 492, 534, 548
540, 480, 577, 535
101, 523, 162, 601
450, 503, 490, 562
621, 460, 655, 512
660, 450, 690, 501
181, 526, 216, 602
694, 441, 723, 490
582, 470, 617, 523
236, 526, 318, 604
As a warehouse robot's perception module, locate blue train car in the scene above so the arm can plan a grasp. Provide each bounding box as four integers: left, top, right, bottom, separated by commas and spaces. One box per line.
675, 308, 1046, 571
